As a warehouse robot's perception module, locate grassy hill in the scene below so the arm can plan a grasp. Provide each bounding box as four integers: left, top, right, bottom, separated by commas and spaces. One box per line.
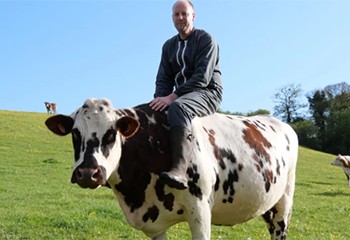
1, 110, 349, 239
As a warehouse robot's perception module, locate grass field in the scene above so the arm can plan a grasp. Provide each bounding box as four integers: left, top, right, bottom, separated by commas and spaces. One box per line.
1, 110, 349, 240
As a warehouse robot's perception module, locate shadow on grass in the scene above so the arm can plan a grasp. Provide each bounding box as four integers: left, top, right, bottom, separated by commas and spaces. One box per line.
309, 181, 333, 186
42, 158, 59, 164
314, 191, 350, 197
296, 181, 334, 188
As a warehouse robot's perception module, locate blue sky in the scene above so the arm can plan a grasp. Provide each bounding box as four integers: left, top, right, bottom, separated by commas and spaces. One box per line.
1, 0, 349, 115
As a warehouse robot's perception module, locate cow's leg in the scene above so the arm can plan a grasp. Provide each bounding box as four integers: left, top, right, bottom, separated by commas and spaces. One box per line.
263, 173, 295, 240
344, 171, 350, 186
187, 200, 211, 240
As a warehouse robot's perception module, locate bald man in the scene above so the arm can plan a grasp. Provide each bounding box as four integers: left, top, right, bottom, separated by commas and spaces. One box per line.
150, 0, 223, 189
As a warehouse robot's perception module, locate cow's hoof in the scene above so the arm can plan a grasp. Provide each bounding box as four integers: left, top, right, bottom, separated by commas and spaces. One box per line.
159, 172, 188, 190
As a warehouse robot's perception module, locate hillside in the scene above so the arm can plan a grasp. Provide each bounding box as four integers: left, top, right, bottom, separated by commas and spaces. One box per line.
0, 110, 349, 239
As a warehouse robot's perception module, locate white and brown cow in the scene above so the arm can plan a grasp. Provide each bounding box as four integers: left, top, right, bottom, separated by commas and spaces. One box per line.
44, 102, 56, 114
331, 154, 350, 186
45, 98, 298, 240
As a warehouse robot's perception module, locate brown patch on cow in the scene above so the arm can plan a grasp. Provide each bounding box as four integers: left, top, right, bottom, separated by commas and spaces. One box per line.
276, 158, 281, 175
142, 205, 159, 223
255, 164, 261, 172
341, 159, 350, 168
204, 127, 222, 161
243, 120, 272, 163
263, 169, 274, 192
203, 127, 237, 170
238, 163, 243, 171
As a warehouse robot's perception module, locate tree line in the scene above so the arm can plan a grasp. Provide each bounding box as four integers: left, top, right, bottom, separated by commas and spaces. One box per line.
283, 82, 350, 155
220, 82, 350, 155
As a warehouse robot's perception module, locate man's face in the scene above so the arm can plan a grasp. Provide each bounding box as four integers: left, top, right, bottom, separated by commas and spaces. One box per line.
172, 1, 195, 37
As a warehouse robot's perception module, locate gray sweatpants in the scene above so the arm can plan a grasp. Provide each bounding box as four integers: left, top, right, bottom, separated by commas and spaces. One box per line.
167, 89, 222, 127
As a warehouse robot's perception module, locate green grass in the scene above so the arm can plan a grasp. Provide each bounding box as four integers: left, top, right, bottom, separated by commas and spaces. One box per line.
1, 110, 349, 239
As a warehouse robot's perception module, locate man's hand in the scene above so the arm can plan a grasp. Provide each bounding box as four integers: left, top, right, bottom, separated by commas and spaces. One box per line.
150, 93, 178, 112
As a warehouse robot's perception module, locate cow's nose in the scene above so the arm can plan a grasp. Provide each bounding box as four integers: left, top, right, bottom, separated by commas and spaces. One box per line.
71, 166, 106, 189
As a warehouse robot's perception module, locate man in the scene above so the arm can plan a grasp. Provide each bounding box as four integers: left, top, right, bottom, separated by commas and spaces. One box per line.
150, 0, 223, 189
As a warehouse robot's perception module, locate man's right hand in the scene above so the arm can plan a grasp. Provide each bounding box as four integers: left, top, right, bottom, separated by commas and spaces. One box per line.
150, 93, 178, 112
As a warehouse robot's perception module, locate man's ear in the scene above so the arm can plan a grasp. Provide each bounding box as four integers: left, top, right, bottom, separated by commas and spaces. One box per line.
45, 114, 74, 136
116, 116, 140, 138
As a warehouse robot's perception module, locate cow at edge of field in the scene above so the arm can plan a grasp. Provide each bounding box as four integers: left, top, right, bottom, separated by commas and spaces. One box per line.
332, 154, 350, 186
44, 102, 56, 114
45, 98, 298, 240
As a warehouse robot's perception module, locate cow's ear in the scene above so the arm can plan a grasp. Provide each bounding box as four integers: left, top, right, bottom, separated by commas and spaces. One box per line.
116, 116, 140, 138
45, 114, 74, 136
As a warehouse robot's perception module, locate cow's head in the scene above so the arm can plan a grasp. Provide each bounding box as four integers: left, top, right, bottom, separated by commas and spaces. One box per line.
332, 154, 350, 168
45, 98, 140, 189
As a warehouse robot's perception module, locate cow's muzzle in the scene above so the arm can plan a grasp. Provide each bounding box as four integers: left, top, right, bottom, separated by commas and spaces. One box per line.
71, 166, 107, 189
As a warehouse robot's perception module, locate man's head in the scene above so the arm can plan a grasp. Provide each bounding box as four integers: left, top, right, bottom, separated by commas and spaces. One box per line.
172, 0, 195, 40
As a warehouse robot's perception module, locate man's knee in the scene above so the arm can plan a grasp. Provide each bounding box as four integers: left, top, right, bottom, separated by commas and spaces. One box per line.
168, 101, 191, 127
168, 101, 183, 115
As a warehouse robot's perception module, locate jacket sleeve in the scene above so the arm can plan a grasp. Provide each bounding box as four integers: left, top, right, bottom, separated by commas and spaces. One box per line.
154, 43, 175, 98
174, 33, 220, 97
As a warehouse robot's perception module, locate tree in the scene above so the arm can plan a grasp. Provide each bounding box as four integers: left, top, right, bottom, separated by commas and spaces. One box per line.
247, 109, 270, 116
291, 120, 320, 149
218, 109, 245, 116
273, 83, 306, 123
324, 82, 350, 97
307, 90, 330, 148
324, 108, 350, 154
324, 92, 350, 154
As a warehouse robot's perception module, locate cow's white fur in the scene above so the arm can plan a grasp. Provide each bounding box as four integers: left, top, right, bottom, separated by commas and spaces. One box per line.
49, 98, 298, 240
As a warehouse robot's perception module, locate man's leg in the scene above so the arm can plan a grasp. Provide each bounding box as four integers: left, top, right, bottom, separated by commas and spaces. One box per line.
159, 91, 221, 189
159, 126, 193, 189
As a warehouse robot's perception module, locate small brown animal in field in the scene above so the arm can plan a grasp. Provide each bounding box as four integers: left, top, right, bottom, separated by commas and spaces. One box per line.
331, 154, 350, 186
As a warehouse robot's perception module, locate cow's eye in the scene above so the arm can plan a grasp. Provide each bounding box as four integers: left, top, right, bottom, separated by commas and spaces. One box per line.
107, 132, 116, 144
102, 129, 116, 145
71, 129, 81, 141
72, 132, 78, 140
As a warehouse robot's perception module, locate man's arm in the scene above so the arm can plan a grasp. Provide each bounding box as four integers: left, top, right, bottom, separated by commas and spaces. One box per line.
154, 44, 175, 98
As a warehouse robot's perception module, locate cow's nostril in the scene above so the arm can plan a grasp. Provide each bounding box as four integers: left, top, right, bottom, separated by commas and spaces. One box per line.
92, 168, 101, 179
76, 168, 83, 179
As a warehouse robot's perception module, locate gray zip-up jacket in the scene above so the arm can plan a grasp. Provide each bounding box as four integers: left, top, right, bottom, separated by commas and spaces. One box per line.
154, 29, 223, 99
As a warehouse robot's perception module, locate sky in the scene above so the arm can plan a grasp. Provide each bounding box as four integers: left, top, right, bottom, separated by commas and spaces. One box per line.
1, 0, 349, 115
